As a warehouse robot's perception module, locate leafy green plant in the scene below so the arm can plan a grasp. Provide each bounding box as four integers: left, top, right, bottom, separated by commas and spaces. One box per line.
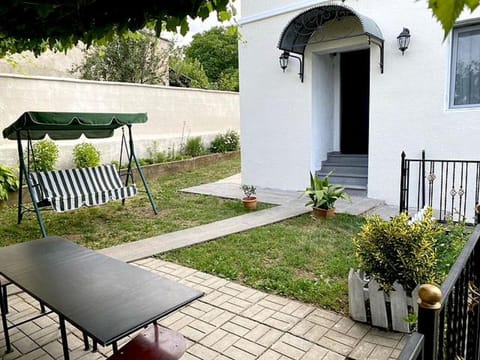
183, 136, 204, 157
31, 139, 59, 172
435, 219, 469, 280
185, 26, 238, 84
73, 31, 168, 85
241, 184, 256, 199
146, 141, 167, 164
73, 143, 101, 168
209, 130, 240, 153
353, 208, 441, 293
217, 68, 239, 92
303, 172, 350, 210
0, 165, 19, 201
0, 1, 234, 58
169, 56, 210, 89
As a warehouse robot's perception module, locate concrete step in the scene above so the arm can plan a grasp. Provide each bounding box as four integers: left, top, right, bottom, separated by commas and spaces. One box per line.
345, 187, 367, 197
321, 161, 368, 168
335, 196, 384, 215
317, 173, 367, 187
317, 153, 369, 195
326, 152, 368, 165
319, 164, 368, 175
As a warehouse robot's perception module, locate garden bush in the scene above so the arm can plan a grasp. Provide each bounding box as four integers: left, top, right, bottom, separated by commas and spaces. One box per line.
146, 141, 167, 164
434, 219, 469, 280
183, 136, 204, 157
353, 208, 441, 293
0, 164, 19, 201
209, 130, 240, 153
31, 139, 59, 172
73, 143, 101, 168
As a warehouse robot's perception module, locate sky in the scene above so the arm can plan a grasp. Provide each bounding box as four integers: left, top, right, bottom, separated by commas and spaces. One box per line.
164, 0, 241, 46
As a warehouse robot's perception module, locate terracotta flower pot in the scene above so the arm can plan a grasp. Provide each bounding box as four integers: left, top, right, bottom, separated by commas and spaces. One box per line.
312, 207, 335, 219
242, 197, 257, 210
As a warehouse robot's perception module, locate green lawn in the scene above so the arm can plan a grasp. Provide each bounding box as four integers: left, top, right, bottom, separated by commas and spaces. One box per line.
0, 156, 268, 248
160, 213, 365, 314
2, 154, 467, 316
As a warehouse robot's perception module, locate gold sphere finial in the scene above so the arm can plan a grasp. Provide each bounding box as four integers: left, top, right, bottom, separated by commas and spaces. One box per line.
418, 284, 442, 310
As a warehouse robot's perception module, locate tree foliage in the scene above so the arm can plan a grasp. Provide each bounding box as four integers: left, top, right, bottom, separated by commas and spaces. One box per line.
1, 1, 475, 59
169, 55, 210, 89
184, 26, 238, 86
0, 0, 233, 57
217, 68, 239, 92
73, 32, 168, 84
429, 0, 480, 37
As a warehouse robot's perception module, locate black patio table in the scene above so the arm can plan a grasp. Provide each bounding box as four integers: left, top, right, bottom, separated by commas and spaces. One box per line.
0, 236, 203, 360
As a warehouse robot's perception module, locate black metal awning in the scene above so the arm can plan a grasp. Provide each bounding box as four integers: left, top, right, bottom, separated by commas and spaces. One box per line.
278, 4, 384, 74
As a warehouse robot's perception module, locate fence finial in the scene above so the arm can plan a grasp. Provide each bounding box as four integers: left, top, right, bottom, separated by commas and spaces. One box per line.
418, 284, 442, 309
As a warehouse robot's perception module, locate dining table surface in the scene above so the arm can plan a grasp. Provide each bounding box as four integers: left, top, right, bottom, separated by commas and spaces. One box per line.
0, 236, 203, 359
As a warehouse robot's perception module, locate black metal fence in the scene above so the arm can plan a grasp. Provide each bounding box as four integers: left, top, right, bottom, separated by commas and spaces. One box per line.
398, 225, 480, 360
400, 151, 480, 223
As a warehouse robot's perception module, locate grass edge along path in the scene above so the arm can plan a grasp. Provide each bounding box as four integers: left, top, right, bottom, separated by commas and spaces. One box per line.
160, 213, 365, 314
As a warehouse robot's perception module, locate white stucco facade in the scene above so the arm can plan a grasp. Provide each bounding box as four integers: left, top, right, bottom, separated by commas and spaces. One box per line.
239, 0, 480, 206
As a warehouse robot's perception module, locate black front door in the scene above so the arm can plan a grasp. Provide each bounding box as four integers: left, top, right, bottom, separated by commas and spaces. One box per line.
340, 49, 370, 154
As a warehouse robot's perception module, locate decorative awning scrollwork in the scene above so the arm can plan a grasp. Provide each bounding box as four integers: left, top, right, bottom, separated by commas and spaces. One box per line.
278, 3, 385, 78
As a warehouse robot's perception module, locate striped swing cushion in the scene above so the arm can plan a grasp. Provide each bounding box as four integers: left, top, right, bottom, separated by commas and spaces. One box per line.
29, 165, 137, 212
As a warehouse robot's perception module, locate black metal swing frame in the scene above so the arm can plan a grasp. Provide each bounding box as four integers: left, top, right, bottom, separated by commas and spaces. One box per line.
2, 112, 158, 237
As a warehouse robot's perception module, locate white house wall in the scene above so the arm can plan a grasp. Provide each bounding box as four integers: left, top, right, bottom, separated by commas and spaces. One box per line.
311, 53, 334, 171
239, 13, 311, 189
240, 0, 480, 205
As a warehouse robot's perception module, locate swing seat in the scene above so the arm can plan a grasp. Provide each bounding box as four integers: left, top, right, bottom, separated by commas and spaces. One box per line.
3, 111, 158, 236
29, 164, 137, 212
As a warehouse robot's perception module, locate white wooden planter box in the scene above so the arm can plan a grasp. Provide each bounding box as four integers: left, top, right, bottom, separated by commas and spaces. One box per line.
348, 269, 420, 333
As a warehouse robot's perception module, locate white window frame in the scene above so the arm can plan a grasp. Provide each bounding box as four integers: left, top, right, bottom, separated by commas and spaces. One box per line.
449, 23, 480, 109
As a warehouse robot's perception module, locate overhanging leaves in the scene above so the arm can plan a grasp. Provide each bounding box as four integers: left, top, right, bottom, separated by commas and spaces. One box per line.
429, 0, 480, 37
0, 0, 233, 57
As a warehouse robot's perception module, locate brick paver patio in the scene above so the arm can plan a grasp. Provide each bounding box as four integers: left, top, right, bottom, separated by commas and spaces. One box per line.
0, 257, 406, 360
0, 177, 406, 359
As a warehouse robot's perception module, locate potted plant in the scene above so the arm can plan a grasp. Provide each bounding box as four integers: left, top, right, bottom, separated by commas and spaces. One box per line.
241, 184, 257, 210
349, 208, 442, 332
0, 164, 19, 204
303, 172, 350, 218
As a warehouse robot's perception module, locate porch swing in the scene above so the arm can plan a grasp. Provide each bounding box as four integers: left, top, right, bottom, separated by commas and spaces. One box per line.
2, 112, 158, 237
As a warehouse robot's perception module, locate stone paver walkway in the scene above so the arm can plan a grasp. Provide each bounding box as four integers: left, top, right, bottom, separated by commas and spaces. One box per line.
0, 174, 406, 360
0, 259, 406, 360
99, 174, 396, 263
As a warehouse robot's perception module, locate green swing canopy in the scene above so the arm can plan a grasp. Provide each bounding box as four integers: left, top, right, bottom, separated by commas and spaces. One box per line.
2, 112, 148, 140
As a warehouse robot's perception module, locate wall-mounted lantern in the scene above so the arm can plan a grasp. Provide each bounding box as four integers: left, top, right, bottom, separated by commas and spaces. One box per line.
397, 28, 411, 55
278, 50, 304, 82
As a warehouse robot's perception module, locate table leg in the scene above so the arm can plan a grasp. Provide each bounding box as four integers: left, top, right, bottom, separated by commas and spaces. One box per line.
112, 342, 118, 353
59, 315, 70, 360
83, 332, 89, 350
1, 284, 8, 314
0, 283, 12, 353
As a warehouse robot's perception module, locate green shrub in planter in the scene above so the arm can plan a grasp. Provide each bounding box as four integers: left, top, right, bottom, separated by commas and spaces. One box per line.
146, 141, 167, 164
183, 136, 204, 157
73, 143, 101, 168
353, 208, 441, 293
0, 164, 19, 201
32, 139, 59, 172
209, 130, 240, 153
